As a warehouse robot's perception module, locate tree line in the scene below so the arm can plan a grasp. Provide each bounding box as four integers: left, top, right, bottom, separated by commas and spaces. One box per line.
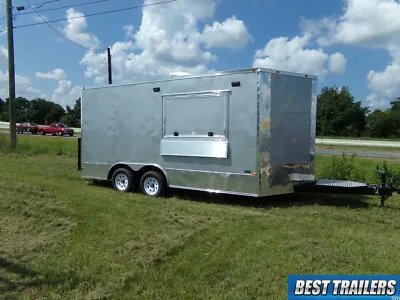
0, 97, 81, 128
0, 86, 399, 138
316, 86, 400, 138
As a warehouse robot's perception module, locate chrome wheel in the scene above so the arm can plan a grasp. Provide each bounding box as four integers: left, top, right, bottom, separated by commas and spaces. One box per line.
143, 177, 159, 196
111, 168, 134, 193
115, 173, 129, 191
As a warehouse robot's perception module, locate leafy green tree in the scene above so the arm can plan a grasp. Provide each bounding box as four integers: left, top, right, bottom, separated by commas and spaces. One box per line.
27, 98, 65, 124
389, 98, 400, 137
364, 98, 400, 138
365, 110, 395, 138
15, 97, 31, 123
0, 97, 31, 123
390, 98, 400, 111
0, 98, 6, 121
316, 86, 368, 137
61, 98, 81, 127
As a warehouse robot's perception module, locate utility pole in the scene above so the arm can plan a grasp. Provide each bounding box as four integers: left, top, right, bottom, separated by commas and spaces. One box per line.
107, 47, 112, 84
6, 0, 16, 148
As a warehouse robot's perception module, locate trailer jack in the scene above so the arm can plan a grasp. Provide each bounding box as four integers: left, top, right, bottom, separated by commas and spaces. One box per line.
379, 195, 390, 208
293, 165, 400, 208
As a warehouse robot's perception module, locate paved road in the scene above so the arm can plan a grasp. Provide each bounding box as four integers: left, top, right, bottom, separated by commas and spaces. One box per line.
316, 138, 400, 148
315, 148, 400, 159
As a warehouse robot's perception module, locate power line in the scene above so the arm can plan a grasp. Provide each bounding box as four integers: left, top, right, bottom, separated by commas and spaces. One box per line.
0, 0, 178, 32
0, 0, 108, 23
24, 0, 99, 51
30, 0, 64, 9
17, 0, 108, 15
0, 0, 61, 8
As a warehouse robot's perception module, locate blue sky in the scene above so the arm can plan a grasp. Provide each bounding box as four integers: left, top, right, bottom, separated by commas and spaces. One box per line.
0, 0, 399, 110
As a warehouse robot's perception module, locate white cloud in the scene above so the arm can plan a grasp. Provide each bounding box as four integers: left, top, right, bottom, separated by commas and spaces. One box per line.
0, 71, 41, 97
76, 0, 250, 83
327, 0, 400, 48
36, 68, 67, 80
366, 46, 400, 110
51, 80, 81, 108
253, 34, 337, 77
201, 16, 252, 49
302, 0, 400, 109
328, 52, 347, 74
63, 8, 101, 50
0, 44, 42, 98
35, 68, 80, 107
0, 44, 8, 69
133, 0, 216, 65
123, 25, 135, 39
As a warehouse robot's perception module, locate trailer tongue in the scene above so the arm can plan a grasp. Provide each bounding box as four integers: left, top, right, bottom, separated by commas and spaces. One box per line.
294, 166, 400, 207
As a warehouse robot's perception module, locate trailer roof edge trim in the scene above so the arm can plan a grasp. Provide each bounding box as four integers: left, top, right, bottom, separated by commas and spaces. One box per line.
81, 67, 318, 91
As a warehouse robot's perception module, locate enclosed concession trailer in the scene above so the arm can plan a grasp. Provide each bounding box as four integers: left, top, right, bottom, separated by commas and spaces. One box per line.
79, 68, 318, 197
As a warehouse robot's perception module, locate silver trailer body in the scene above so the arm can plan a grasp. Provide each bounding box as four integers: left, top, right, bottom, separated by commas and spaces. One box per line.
80, 68, 317, 197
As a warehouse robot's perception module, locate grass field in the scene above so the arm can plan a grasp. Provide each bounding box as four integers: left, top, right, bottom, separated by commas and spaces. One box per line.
1, 135, 400, 299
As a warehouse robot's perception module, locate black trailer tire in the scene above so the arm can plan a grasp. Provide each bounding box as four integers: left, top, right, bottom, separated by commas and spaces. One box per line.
139, 171, 166, 197
111, 168, 135, 193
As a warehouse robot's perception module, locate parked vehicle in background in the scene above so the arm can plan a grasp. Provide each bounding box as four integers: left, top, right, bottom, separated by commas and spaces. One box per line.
38, 123, 74, 137
16, 122, 39, 134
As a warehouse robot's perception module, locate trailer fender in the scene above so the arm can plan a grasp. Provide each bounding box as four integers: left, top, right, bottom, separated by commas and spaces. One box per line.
107, 164, 135, 181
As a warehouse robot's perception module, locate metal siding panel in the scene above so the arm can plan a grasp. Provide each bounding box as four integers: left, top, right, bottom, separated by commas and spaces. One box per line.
309, 79, 317, 176
166, 169, 259, 195
81, 87, 118, 179
270, 73, 312, 164
82, 163, 112, 180
258, 71, 273, 195
266, 73, 315, 193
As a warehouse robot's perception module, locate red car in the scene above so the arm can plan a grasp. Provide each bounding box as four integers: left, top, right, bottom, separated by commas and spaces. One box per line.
16, 122, 39, 134
38, 123, 75, 137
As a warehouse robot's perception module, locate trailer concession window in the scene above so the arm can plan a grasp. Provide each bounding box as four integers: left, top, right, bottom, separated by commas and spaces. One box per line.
160, 90, 230, 158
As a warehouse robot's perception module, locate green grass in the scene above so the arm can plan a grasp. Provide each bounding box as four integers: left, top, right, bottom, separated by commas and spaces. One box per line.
0, 134, 77, 157
1, 135, 400, 299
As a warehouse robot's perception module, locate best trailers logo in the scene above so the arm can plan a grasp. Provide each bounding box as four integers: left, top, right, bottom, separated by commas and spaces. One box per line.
288, 275, 400, 299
